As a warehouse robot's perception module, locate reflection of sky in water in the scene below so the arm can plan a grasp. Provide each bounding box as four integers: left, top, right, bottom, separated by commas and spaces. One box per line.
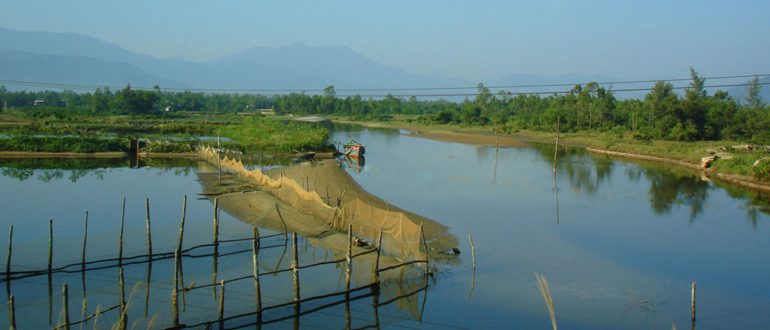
2, 127, 770, 328
332, 125, 770, 329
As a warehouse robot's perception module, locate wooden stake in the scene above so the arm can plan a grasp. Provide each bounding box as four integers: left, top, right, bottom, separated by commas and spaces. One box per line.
145, 198, 152, 258
420, 223, 429, 274
469, 233, 477, 270
6, 225, 12, 281
177, 196, 187, 255
252, 226, 262, 313
345, 224, 353, 291
172, 249, 180, 327
691, 282, 697, 322
81, 212, 88, 271
218, 280, 225, 330
373, 231, 383, 285
118, 197, 126, 267
48, 219, 53, 275
8, 294, 15, 330
213, 198, 220, 254
62, 284, 70, 330
553, 117, 560, 175
274, 203, 289, 240
118, 268, 126, 313
292, 233, 300, 305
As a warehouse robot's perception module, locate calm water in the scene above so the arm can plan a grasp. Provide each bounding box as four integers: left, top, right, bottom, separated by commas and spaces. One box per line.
1, 126, 769, 329
332, 125, 770, 329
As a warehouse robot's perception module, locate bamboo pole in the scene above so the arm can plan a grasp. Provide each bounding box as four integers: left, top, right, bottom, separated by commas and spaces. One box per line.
81, 212, 88, 271
373, 231, 383, 285
8, 294, 15, 330
145, 198, 152, 258
172, 249, 180, 327
691, 282, 697, 322
419, 223, 429, 273
48, 219, 53, 275
6, 225, 12, 281
177, 196, 187, 254
118, 268, 126, 316
345, 224, 353, 291
469, 233, 477, 270
144, 260, 152, 318
118, 197, 126, 267
213, 198, 220, 255
252, 226, 262, 313
218, 280, 225, 330
292, 233, 300, 305
274, 203, 289, 240
553, 117, 560, 175
62, 284, 70, 330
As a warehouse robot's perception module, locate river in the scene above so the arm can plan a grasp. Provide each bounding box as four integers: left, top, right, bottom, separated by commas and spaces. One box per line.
1, 125, 769, 329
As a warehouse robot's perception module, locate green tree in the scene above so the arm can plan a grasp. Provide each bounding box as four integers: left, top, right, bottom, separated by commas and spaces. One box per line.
745, 75, 765, 109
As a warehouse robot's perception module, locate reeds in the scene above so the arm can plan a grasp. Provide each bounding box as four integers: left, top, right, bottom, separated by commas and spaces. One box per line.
535, 273, 557, 330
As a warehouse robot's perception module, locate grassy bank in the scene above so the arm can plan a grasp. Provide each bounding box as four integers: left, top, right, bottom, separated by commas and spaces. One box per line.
0, 111, 333, 155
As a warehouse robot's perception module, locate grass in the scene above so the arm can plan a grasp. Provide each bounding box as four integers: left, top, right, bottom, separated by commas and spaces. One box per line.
221, 116, 333, 153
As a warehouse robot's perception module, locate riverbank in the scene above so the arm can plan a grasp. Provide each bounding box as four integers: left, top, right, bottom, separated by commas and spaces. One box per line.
336, 118, 770, 193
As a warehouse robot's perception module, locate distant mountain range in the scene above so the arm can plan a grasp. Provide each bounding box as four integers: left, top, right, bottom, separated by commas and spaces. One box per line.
2, 26, 765, 101
0, 27, 469, 93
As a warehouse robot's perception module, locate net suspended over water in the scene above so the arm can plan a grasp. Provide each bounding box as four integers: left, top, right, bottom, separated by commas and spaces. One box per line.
198, 147, 458, 262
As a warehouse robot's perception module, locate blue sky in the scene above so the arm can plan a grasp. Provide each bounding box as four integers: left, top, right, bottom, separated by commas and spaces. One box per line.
2, 0, 769, 81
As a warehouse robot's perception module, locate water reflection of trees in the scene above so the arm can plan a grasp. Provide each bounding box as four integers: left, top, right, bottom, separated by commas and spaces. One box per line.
0, 157, 197, 182
531, 144, 614, 195
530, 143, 718, 223
719, 184, 770, 229
642, 167, 709, 223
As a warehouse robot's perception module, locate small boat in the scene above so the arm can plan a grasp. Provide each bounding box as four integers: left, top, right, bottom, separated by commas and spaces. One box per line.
343, 139, 365, 157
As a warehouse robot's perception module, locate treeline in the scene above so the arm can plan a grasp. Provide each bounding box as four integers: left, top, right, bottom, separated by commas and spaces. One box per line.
1, 69, 767, 143
0, 85, 274, 115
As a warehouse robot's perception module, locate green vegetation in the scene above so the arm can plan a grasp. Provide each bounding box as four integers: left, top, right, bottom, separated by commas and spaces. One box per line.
221, 116, 332, 153
0, 69, 768, 181
0, 135, 127, 152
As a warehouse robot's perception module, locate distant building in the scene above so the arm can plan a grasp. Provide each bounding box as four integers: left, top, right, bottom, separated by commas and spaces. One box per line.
33, 99, 45, 106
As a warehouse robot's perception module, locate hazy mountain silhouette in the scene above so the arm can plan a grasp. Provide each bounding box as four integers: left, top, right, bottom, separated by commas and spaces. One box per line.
1, 26, 642, 97
0, 51, 185, 91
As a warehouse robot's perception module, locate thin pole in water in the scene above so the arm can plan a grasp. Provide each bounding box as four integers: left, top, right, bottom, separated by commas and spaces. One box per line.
252, 226, 262, 314
62, 284, 70, 330
691, 282, 697, 322
118, 197, 126, 267
6, 225, 12, 281
48, 219, 53, 275
553, 117, 560, 175
345, 224, 353, 291
8, 294, 16, 330
81, 212, 88, 271
469, 233, 476, 270
292, 233, 300, 306
145, 198, 152, 258
218, 280, 225, 330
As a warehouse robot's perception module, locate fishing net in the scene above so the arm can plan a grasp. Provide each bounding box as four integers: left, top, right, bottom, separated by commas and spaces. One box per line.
198, 147, 458, 261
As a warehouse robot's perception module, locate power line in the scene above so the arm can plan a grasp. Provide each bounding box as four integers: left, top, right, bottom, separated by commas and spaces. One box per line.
0, 73, 768, 96
332, 82, 770, 98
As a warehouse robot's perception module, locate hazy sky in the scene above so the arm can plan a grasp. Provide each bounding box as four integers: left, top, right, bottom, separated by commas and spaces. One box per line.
2, 0, 769, 82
